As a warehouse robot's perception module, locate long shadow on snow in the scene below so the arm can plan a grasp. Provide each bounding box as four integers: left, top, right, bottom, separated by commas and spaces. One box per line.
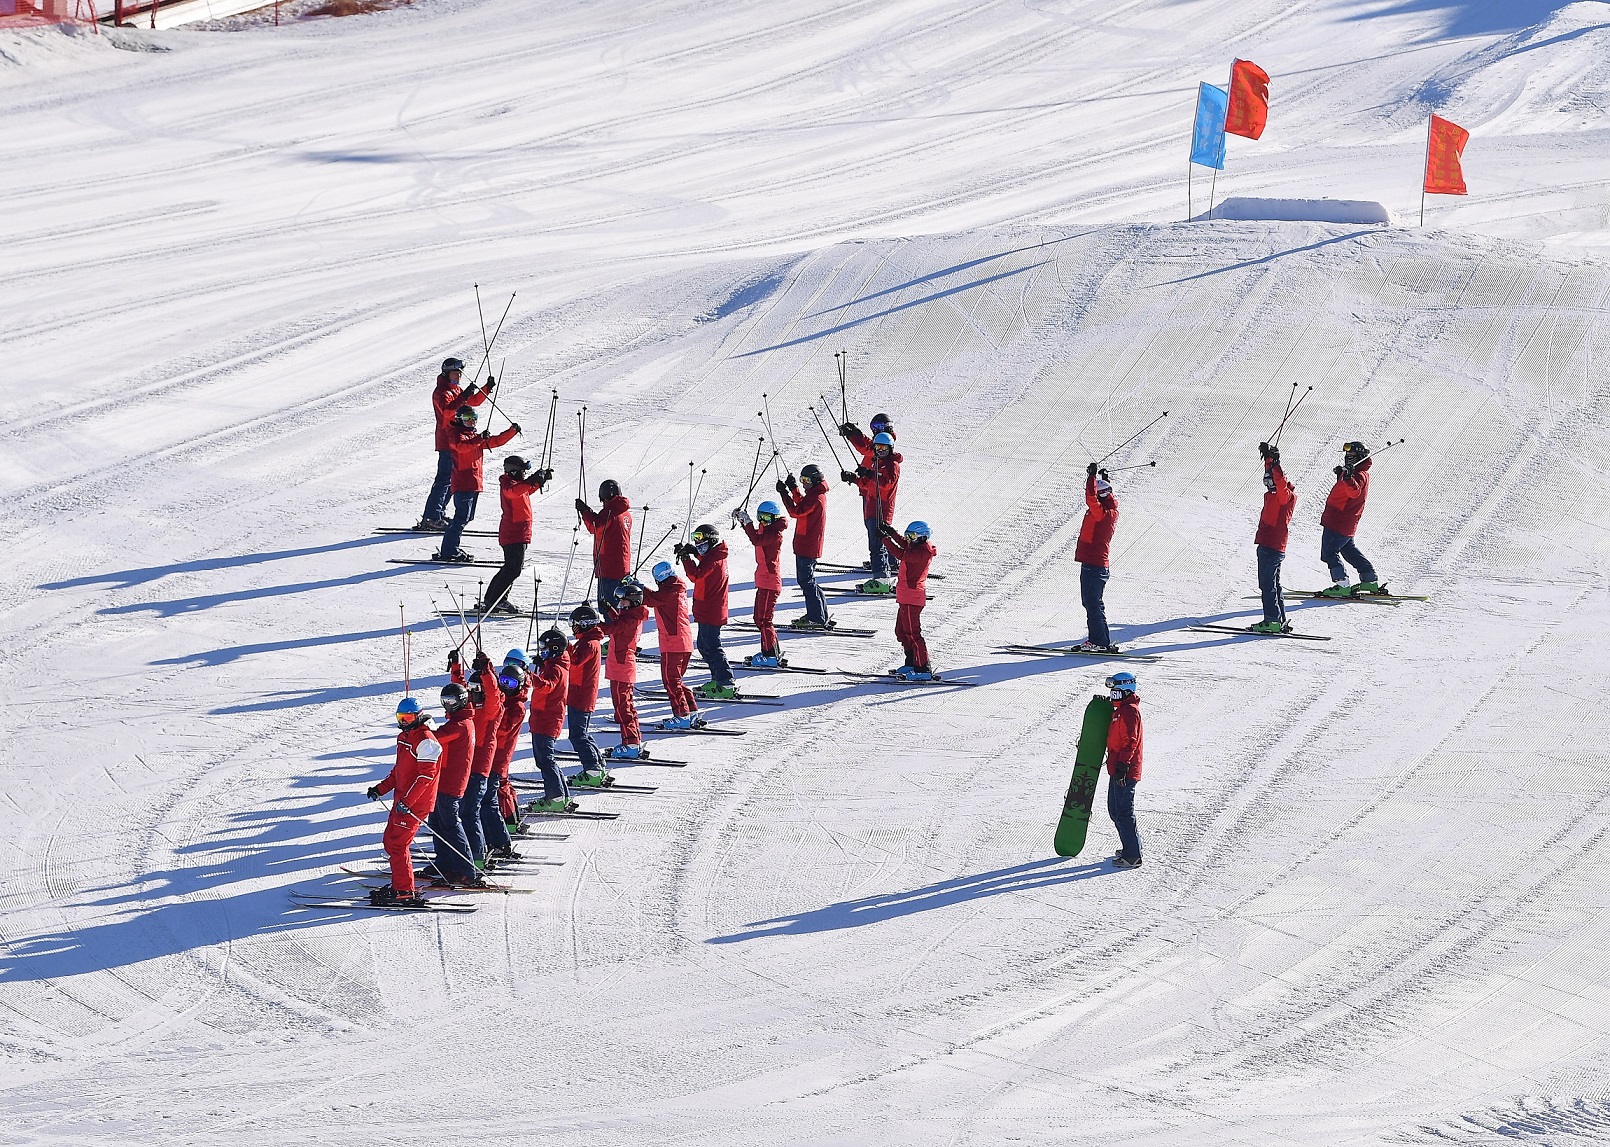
154, 627, 402, 668
101, 566, 417, 620
39, 535, 400, 591
1337, 0, 1574, 38
708, 858, 1113, 943
1153, 231, 1382, 287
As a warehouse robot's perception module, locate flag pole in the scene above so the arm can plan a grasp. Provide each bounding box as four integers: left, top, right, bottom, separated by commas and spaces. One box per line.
1187, 158, 1193, 222
1420, 115, 1432, 227
1209, 59, 1236, 221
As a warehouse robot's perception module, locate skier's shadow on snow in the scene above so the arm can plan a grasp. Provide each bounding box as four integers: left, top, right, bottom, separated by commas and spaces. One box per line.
39, 535, 400, 592
707, 857, 1113, 944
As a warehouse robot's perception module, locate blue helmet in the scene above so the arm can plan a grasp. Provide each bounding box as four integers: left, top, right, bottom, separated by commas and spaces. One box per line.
756, 499, 782, 521
872, 432, 895, 449
1105, 671, 1137, 697
396, 696, 425, 725
903, 520, 930, 540
504, 648, 531, 669
652, 560, 674, 584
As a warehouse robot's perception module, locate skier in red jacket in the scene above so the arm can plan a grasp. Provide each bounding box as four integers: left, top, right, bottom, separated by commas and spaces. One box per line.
1318, 442, 1382, 597
778, 464, 831, 629
1104, 671, 1143, 869
644, 562, 701, 729
1073, 464, 1120, 653
417, 358, 493, 532
1252, 443, 1297, 633
840, 430, 901, 593
878, 520, 936, 679
735, 500, 788, 666
484, 651, 531, 843
565, 605, 609, 784
423, 681, 486, 888
525, 629, 575, 813
478, 455, 552, 615
436, 405, 520, 563
576, 480, 633, 608
600, 580, 649, 760
365, 698, 443, 906
677, 523, 737, 700
450, 650, 504, 864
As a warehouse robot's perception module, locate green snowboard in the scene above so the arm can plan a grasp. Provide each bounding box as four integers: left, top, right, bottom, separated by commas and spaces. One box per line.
1053, 695, 1114, 857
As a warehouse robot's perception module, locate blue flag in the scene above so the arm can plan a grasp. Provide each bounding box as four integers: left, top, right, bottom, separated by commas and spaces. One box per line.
1190, 83, 1228, 170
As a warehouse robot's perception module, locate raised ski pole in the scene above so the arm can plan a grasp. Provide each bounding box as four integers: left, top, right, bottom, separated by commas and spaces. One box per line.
1361, 437, 1407, 462
400, 604, 409, 693
809, 404, 848, 469
1104, 460, 1158, 473
1270, 386, 1313, 446
741, 437, 764, 512
541, 390, 559, 472
482, 357, 513, 430
466, 288, 515, 392
836, 349, 849, 425
1098, 411, 1169, 464
691, 469, 706, 521
635, 506, 651, 568
759, 395, 792, 474
634, 524, 680, 576
428, 596, 458, 652
527, 576, 542, 646
576, 408, 587, 524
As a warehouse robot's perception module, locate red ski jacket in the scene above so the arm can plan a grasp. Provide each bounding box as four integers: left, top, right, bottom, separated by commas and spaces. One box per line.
460, 662, 503, 777
378, 723, 443, 818
566, 627, 605, 711
498, 473, 547, 545
1255, 461, 1297, 552
681, 540, 730, 626
643, 578, 695, 654
741, 518, 787, 592
1075, 474, 1119, 568
848, 454, 901, 523
433, 708, 477, 799
581, 495, 633, 579
782, 480, 829, 559
602, 600, 648, 682
881, 533, 936, 606
491, 680, 530, 777
447, 423, 518, 494
432, 376, 488, 451
527, 650, 569, 740
844, 424, 897, 466
1321, 457, 1371, 536
1105, 695, 1143, 782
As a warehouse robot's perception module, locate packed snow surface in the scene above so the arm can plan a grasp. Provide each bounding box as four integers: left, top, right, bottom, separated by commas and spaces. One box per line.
3, 1, 1610, 1144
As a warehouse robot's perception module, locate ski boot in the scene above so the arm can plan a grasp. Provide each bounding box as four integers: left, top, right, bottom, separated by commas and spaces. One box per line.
688, 712, 707, 729
529, 795, 577, 814
697, 681, 740, 701
457, 872, 491, 890
476, 599, 520, 615
487, 845, 523, 862
369, 884, 398, 906
1111, 855, 1142, 870
1248, 620, 1285, 634
434, 550, 475, 563
856, 578, 895, 595
747, 652, 782, 669
571, 768, 613, 788
606, 743, 643, 761
1317, 581, 1353, 598
1352, 580, 1386, 595
893, 665, 916, 680
788, 617, 828, 631
908, 665, 936, 682
659, 714, 694, 731
412, 518, 448, 533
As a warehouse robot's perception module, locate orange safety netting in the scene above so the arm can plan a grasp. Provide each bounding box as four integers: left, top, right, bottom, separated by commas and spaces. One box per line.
0, 0, 100, 25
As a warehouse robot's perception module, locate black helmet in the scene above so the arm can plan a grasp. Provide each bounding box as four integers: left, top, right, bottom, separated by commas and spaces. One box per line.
442, 357, 465, 374
504, 455, 530, 477
599, 479, 622, 501
496, 662, 526, 692
454, 404, 479, 427
691, 523, 719, 547
800, 463, 824, 486
1343, 441, 1369, 464
870, 412, 893, 431
616, 577, 645, 605
440, 683, 469, 713
539, 628, 568, 656
463, 673, 484, 705
569, 603, 600, 629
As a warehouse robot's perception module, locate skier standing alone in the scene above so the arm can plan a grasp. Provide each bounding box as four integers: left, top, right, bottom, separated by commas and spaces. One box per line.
1104, 671, 1143, 869
877, 520, 936, 680
1319, 441, 1382, 597
1074, 463, 1120, 653
1252, 442, 1296, 633
365, 698, 444, 907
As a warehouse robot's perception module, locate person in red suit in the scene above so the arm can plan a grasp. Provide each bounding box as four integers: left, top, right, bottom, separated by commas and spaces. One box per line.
423, 681, 486, 888
1073, 464, 1120, 653
450, 650, 503, 865
600, 580, 649, 760
525, 629, 573, 814
878, 520, 937, 679
734, 500, 788, 666
676, 523, 736, 700
1253, 443, 1297, 632
576, 480, 633, 609
1104, 671, 1144, 869
365, 697, 443, 906
417, 357, 493, 531
643, 562, 701, 729
1318, 441, 1381, 596
484, 652, 532, 845
778, 464, 830, 628
565, 605, 609, 783
478, 455, 551, 614
839, 430, 901, 591
437, 405, 519, 563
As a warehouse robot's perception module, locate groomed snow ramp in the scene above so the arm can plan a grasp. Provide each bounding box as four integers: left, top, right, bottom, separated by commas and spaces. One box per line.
1194, 196, 1395, 225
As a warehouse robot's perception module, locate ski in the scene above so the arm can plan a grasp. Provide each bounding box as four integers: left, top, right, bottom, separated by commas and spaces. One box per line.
836, 669, 982, 688
737, 657, 829, 675
387, 557, 505, 569
642, 724, 746, 737
515, 808, 622, 821
733, 621, 878, 639
375, 526, 498, 537
818, 561, 945, 580
348, 879, 536, 896
509, 776, 660, 794
555, 749, 687, 767
288, 891, 478, 913
1284, 589, 1428, 603
341, 865, 547, 887
821, 587, 936, 601
1189, 624, 1332, 642
994, 644, 1162, 663
643, 689, 784, 707
1053, 695, 1113, 857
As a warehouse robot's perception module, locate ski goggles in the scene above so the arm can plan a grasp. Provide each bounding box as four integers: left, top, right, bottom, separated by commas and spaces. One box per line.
571, 618, 600, 630
871, 418, 892, 431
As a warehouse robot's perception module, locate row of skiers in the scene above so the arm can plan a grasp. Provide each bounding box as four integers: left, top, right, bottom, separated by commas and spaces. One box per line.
410, 356, 940, 678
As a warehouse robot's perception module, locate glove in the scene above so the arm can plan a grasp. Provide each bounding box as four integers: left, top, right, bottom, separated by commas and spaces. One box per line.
856, 466, 871, 479
775, 479, 789, 496
1258, 441, 1270, 459
1334, 465, 1346, 479
879, 522, 899, 538
575, 498, 589, 514
839, 422, 858, 437
472, 651, 490, 672
1098, 468, 1110, 482
1265, 445, 1280, 466
509, 422, 522, 435
1087, 462, 1098, 477
840, 470, 856, 483
735, 508, 752, 526
485, 376, 496, 389
540, 468, 554, 482
366, 786, 382, 801
447, 649, 459, 668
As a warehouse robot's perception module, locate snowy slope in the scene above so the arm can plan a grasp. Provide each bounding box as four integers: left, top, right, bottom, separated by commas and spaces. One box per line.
3, 2, 1610, 1144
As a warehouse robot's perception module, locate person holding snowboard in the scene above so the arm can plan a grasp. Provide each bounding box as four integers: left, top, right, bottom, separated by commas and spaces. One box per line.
600, 579, 649, 759
1073, 463, 1120, 653
877, 520, 936, 679
525, 629, 574, 812
839, 425, 902, 592
437, 405, 520, 563
478, 455, 552, 615
643, 561, 702, 729
417, 358, 493, 532
1252, 442, 1297, 633
1104, 670, 1143, 869
676, 523, 737, 700
365, 698, 444, 907
1318, 441, 1382, 597
576, 480, 633, 609
565, 605, 609, 785
734, 500, 788, 666
423, 681, 486, 888
778, 464, 831, 630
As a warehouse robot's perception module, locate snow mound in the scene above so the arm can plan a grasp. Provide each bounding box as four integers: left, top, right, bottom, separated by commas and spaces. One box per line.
1194, 197, 1394, 225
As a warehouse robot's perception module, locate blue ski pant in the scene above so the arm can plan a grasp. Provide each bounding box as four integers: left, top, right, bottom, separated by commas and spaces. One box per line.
429, 791, 476, 881
459, 773, 487, 862
864, 517, 892, 578
795, 556, 828, 624
697, 622, 734, 686
480, 771, 513, 852
1321, 526, 1376, 585
530, 733, 569, 803
567, 706, 604, 774
1256, 544, 1287, 624
441, 491, 479, 558
597, 575, 622, 611
422, 449, 453, 523
1107, 777, 1141, 861
1080, 563, 1111, 647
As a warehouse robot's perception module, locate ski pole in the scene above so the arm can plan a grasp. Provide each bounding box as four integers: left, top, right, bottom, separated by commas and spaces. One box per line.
1104, 460, 1157, 473
466, 288, 515, 393
1098, 411, 1168, 464
809, 404, 848, 469
742, 437, 764, 512
369, 793, 481, 883
429, 596, 457, 651
400, 604, 409, 693
634, 524, 679, 575
1360, 437, 1407, 462
1269, 386, 1313, 446
576, 408, 587, 524
836, 349, 848, 425
527, 576, 542, 645
635, 506, 650, 569
558, 526, 580, 613
691, 469, 706, 521
541, 390, 559, 472
759, 396, 792, 474
681, 462, 695, 544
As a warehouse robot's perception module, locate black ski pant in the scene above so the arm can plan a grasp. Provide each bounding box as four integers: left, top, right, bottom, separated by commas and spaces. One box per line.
481, 543, 526, 611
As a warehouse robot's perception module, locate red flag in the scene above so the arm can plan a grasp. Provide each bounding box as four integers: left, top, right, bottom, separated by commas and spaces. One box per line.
1224, 59, 1270, 140
1424, 115, 1470, 196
